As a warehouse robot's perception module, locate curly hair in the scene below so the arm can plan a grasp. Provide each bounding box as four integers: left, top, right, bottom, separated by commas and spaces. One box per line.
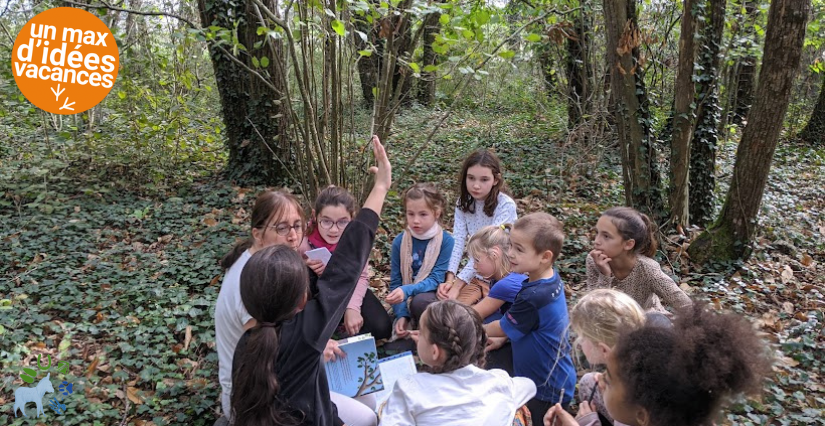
421, 300, 487, 374
611, 301, 773, 426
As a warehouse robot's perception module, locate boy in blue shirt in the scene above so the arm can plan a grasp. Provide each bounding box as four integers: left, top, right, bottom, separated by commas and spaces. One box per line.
484, 213, 576, 426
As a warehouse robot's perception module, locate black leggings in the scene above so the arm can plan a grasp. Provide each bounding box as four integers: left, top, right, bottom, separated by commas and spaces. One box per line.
526, 397, 571, 426
357, 289, 393, 340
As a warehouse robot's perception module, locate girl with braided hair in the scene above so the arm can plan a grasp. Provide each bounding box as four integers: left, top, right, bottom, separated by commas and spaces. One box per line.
380, 300, 536, 426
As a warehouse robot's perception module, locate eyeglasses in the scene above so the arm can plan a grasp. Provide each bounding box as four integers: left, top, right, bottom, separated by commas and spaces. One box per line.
318, 218, 350, 230
268, 223, 303, 236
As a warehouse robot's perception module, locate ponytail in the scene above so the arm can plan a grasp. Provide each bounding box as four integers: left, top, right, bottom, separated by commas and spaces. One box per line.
231, 326, 299, 426
638, 212, 658, 257
221, 238, 254, 270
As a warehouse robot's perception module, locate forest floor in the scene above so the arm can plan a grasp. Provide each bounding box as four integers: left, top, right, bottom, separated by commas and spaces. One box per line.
1, 106, 823, 425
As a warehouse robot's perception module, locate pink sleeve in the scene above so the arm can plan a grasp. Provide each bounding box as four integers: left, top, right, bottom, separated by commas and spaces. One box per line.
347, 262, 371, 312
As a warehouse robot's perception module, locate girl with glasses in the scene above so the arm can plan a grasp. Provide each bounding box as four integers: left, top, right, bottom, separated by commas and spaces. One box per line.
299, 185, 392, 339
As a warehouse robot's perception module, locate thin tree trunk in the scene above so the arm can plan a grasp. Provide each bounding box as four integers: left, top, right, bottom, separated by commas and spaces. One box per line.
689, 0, 727, 226
689, 0, 810, 263
566, 7, 591, 128
669, 0, 699, 229
539, 43, 559, 98
417, 10, 441, 106
603, 0, 666, 221
355, 15, 381, 108
732, 0, 759, 125
799, 74, 825, 143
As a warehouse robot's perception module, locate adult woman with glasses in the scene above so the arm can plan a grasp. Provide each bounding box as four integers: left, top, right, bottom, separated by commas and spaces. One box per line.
299, 186, 392, 340
216, 186, 380, 425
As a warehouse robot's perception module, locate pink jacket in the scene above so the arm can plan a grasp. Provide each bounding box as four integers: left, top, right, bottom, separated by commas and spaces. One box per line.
298, 238, 371, 312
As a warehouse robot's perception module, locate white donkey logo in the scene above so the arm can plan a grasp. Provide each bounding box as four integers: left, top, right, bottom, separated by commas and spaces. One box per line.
13, 372, 54, 418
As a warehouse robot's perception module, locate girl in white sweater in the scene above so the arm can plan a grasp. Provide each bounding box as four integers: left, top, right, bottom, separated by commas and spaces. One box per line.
438, 149, 518, 303
380, 300, 535, 426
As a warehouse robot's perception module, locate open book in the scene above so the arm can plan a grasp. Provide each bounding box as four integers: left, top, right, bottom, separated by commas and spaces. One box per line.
325, 334, 383, 397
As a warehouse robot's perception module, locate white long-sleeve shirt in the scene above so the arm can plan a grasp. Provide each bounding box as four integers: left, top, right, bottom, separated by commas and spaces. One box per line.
380, 364, 536, 426
449, 193, 518, 282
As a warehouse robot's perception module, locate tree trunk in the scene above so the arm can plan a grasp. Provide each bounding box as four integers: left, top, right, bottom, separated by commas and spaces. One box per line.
689, 0, 727, 227
603, 0, 666, 221
198, 0, 288, 185
669, 0, 699, 229
689, 0, 810, 264
799, 74, 825, 143
731, 0, 759, 126
566, 8, 591, 128
355, 18, 382, 108
417, 10, 441, 106
538, 42, 559, 98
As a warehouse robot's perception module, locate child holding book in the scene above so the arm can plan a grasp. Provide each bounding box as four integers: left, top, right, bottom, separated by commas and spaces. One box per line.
484, 213, 576, 426
229, 136, 390, 426
299, 185, 392, 339
380, 300, 536, 426
587, 207, 691, 312
385, 183, 455, 339
438, 149, 518, 303
543, 302, 771, 426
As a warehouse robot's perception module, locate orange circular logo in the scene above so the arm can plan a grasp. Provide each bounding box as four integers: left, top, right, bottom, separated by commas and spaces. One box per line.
11, 7, 119, 115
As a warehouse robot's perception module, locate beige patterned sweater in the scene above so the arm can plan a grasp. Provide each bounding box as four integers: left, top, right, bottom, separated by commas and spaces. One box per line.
586, 254, 692, 312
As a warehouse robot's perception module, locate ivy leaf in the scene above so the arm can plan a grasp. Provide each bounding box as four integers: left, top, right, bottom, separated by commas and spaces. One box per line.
525, 33, 542, 42
260, 56, 270, 68
331, 20, 346, 36
439, 14, 450, 25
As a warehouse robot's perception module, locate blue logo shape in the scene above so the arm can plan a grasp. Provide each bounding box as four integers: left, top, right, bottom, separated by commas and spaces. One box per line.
59, 381, 73, 395
48, 397, 66, 415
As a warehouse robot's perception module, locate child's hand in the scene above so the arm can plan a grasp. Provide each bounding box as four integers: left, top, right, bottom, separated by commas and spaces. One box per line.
408, 330, 420, 343
385, 288, 405, 305
436, 281, 453, 300
589, 249, 613, 277
369, 135, 391, 191
543, 403, 578, 426
343, 309, 363, 336
575, 400, 594, 419
446, 284, 462, 300
485, 336, 508, 352
323, 339, 346, 362
306, 259, 326, 276
395, 317, 411, 338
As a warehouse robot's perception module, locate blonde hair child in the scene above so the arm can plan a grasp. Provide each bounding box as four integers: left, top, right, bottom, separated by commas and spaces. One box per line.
563, 289, 647, 426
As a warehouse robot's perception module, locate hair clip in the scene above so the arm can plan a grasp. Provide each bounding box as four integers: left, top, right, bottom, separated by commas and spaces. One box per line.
500, 224, 506, 230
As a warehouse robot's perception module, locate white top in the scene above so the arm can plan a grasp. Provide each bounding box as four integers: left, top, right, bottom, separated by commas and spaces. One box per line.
379, 364, 536, 426
215, 249, 254, 403
449, 193, 518, 282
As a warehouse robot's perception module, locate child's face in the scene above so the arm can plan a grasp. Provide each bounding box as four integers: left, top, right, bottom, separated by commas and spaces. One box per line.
256, 203, 303, 250
465, 165, 498, 201
601, 352, 642, 426
472, 250, 498, 279
594, 215, 633, 258
316, 204, 351, 245
405, 198, 439, 235
508, 228, 548, 276
579, 336, 609, 365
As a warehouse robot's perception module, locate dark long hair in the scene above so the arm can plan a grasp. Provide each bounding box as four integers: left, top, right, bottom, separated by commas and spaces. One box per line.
306, 185, 357, 236
602, 207, 658, 257
230, 245, 309, 426
221, 189, 305, 269
457, 149, 507, 216
421, 300, 487, 373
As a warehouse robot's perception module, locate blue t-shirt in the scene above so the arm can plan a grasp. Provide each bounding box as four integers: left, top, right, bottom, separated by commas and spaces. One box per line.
500, 271, 576, 403
483, 272, 528, 323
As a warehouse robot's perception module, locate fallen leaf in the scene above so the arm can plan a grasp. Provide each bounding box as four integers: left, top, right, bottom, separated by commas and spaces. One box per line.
780, 265, 793, 284
184, 326, 192, 351
86, 356, 99, 378
795, 312, 809, 322
203, 217, 218, 227
172, 343, 183, 353
209, 275, 221, 286
800, 253, 813, 267
782, 302, 794, 315
126, 386, 144, 405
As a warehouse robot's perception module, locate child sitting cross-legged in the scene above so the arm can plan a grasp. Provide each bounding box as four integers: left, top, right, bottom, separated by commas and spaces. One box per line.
380, 300, 536, 426
484, 213, 576, 426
